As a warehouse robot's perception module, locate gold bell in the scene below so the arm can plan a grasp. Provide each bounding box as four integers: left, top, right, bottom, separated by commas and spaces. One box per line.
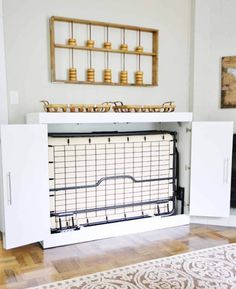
87, 68, 95, 82
103, 69, 112, 83
103, 42, 112, 49
135, 71, 143, 85
119, 71, 128, 84
120, 43, 128, 51
86, 39, 95, 48
68, 68, 77, 81
67, 38, 77, 46
135, 46, 143, 53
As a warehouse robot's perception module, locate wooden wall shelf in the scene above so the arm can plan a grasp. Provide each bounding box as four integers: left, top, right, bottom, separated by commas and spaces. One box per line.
50, 16, 158, 87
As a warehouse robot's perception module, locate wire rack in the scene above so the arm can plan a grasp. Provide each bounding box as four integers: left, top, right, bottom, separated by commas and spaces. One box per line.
48, 131, 177, 233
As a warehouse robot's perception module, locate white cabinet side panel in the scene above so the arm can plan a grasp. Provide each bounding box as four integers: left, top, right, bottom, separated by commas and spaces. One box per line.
0, 124, 50, 249
0, 144, 4, 232
190, 122, 233, 217
0, 2, 8, 124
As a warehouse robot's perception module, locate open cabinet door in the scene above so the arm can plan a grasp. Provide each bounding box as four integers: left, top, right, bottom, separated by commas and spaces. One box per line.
0, 125, 50, 249
190, 122, 233, 217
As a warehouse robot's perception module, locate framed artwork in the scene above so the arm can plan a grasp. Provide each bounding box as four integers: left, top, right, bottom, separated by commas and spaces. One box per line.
221, 56, 236, 108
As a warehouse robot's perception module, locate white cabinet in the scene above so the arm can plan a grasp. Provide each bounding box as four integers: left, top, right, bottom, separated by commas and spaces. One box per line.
0, 114, 233, 249
190, 122, 233, 217
0, 125, 50, 249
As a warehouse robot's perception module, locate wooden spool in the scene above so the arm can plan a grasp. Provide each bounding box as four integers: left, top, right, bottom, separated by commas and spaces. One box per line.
120, 43, 128, 51
67, 38, 77, 46
86, 39, 95, 48
103, 69, 112, 83
87, 68, 95, 82
135, 71, 144, 85
103, 41, 112, 49
68, 68, 77, 81
119, 70, 128, 84
135, 46, 143, 53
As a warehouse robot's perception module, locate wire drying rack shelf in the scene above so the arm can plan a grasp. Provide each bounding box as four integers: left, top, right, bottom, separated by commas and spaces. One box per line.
48, 130, 177, 233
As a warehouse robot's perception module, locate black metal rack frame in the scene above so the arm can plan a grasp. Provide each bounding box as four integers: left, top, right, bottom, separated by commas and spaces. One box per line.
48, 130, 177, 233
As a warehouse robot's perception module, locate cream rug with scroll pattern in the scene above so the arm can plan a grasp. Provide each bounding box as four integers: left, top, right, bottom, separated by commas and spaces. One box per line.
30, 243, 236, 289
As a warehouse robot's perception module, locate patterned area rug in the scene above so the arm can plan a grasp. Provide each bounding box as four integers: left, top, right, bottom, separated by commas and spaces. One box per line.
30, 243, 236, 289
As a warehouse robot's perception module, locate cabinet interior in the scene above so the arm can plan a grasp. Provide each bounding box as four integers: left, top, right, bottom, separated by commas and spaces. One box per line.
47, 122, 191, 235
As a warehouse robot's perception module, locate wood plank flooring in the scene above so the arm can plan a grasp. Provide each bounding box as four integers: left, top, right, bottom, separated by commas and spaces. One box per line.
0, 224, 236, 289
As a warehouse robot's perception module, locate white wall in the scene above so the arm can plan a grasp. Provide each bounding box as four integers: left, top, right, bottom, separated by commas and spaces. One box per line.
2, 0, 192, 123
0, 0, 8, 124
193, 0, 236, 129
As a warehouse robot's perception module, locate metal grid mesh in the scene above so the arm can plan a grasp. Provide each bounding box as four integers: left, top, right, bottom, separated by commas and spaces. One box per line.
48, 132, 176, 233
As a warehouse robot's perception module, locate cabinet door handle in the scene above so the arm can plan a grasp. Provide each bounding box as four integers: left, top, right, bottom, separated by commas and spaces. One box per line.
7, 172, 12, 205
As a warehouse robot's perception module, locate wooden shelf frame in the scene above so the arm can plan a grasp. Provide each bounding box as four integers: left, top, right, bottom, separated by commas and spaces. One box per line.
54, 44, 157, 56
50, 16, 158, 86
54, 79, 154, 87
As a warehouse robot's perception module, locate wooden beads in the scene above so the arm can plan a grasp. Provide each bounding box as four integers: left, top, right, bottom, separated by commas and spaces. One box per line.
103, 42, 112, 49
119, 71, 128, 84
120, 44, 128, 51
135, 46, 143, 53
68, 68, 77, 81
67, 38, 77, 46
86, 40, 95, 48
135, 71, 143, 85
87, 68, 95, 82
103, 69, 112, 83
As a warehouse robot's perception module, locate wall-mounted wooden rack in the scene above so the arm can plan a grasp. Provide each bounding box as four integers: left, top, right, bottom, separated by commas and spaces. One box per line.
50, 16, 158, 87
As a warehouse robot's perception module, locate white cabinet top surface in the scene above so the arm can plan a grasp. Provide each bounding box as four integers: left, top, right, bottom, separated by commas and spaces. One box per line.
26, 112, 193, 124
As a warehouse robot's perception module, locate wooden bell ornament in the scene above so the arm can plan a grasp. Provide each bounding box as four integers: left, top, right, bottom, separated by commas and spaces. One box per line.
135, 48, 143, 85
68, 38, 77, 46
120, 70, 128, 84
120, 43, 128, 51
120, 53, 128, 84
87, 66, 95, 82
68, 68, 77, 81
135, 71, 143, 85
87, 68, 95, 82
68, 22, 77, 81
68, 51, 77, 81
103, 41, 112, 49
86, 24, 95, 48
103, 69, 112, 83
67, 22, 77, 46
103, 26, 112, 49
120, 28, 128, 51
104, 42, 112, 83
86, 50, 95, 82
135, 46, 143, 53
135, 30, 143, 53
86, 39, 95, 48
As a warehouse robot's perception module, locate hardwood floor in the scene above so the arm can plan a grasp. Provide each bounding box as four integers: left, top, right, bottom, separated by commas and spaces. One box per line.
0, 224, 236, 289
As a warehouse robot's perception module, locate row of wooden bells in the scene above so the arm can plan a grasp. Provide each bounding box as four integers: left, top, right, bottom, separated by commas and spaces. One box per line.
68, 68, 143, 85
67, 38, 143, 52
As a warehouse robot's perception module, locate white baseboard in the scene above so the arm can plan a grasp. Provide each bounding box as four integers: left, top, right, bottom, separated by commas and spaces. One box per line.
191, 214, 236, 227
